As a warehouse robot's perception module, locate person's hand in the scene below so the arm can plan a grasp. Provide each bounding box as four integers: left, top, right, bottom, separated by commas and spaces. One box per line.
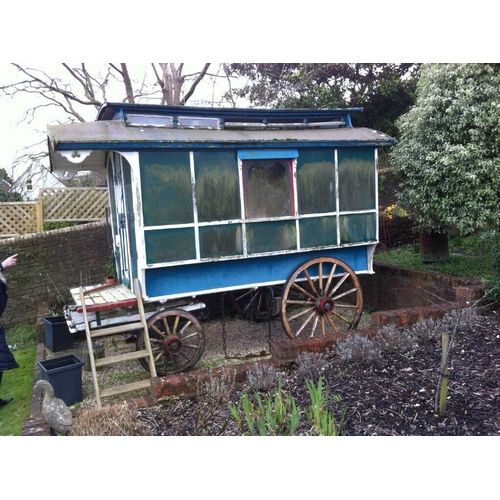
1, 254, 18, 270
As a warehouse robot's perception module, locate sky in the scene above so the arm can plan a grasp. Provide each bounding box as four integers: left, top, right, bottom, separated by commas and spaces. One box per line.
0, 63, 244, 176
0, 2, 495, 179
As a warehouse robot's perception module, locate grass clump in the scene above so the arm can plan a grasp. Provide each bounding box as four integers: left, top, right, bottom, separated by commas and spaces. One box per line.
0, 324, 37, 436
70, 403, 151, 436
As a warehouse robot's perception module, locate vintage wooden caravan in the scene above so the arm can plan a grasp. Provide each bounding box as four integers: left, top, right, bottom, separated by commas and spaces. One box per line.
47, 103, 394, 398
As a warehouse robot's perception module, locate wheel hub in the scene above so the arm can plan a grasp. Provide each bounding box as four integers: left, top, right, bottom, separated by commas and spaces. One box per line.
318, 297, 334, 315
164, 337, 182, 355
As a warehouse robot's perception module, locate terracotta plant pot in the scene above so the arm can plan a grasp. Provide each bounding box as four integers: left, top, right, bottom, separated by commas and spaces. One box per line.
106, 275, 117, 284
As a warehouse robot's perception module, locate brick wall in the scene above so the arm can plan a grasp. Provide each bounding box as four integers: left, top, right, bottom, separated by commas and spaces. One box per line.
0, 221, 112, 328
360, 262, 485, 311
1, 222, 485, 329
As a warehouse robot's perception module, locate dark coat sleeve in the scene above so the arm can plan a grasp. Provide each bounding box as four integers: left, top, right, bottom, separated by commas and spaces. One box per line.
0, 279, 7, 318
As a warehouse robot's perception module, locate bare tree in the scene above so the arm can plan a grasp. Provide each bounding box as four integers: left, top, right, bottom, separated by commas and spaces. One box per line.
0, 63, 235, 190
1, 63, 217, 123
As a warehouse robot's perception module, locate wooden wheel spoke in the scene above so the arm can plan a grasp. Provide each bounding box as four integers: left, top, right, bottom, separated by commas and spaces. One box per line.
295, 309, 317, 337
162, 317, 172, 336
335, 303, 359, 309
286, 299, 313, 306
288, 305, 315, 322
172, 315, 180, 334
180, 330, 200, 342
144, 309, 205, 376
324, 263, 337, 295
331, 309, 353, 325
178, 320, 193, 336
303, 269, 319, 296
325, 312, 339, 333
281, 257, 363, 340
150, 324, 166, 338
332, 287, 358, 301
291, 281, 316, 300
310, 314, 320, 337
327, 272, 349, 297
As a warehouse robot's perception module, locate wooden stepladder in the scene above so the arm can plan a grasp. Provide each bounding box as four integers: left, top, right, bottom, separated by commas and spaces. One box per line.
80, 278, 157, 408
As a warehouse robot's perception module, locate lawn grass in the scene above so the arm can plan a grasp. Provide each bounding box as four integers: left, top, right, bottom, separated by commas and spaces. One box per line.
374, 238, 494, 284
0, 325, 37, 436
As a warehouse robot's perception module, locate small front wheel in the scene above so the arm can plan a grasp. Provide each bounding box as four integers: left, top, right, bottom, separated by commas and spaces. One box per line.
137, 309, 205, 375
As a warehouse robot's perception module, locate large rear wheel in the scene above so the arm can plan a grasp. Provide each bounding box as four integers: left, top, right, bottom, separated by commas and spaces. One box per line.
281, 257, 363, 339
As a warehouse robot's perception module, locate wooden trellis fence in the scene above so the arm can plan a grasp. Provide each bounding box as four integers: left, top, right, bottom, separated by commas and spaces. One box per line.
0, 201, 43, 237
40, 187, 108, 222
0, 188, 109, 237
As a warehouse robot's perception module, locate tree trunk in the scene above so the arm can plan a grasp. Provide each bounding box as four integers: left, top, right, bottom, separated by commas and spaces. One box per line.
419, 231, 449, 263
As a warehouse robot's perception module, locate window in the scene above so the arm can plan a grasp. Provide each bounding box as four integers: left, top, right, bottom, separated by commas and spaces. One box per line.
243, 159, 293, 218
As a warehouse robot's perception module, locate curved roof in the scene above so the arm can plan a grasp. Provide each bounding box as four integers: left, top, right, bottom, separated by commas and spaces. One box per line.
47, 104, 395, 176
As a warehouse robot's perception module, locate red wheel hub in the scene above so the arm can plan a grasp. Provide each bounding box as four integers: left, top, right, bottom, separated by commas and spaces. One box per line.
164, 337, 182, 355
318, 298, 334, 315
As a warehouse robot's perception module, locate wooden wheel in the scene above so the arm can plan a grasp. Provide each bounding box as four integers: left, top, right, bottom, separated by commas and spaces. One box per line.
281, 257, 363, 339
229, 286, 281, 322
136, 308, 205, 375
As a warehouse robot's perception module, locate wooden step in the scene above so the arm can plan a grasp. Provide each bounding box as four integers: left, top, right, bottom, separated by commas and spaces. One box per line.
99, 379, 152, 398
94, 349, 151, 367
89, 322, 145, 338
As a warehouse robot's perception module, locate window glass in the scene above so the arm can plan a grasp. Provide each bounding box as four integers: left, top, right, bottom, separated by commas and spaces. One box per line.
246, 221, 296, 254
300, 216, 337, 248
199, 224, 243, 258
145, 228, 196, 264
297, 149, 336, 214
194, 151, 240, 222
339, 213, 376, 244
140, 151, 193, 226
338, 148, 375, 211
243, 159, 293, 218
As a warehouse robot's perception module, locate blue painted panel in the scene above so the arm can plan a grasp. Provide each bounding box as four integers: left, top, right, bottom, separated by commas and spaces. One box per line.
144, 246, 370, 299
238, 149, 299, 160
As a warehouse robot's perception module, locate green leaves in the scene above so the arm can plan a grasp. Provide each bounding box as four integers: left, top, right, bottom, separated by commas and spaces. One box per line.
391, 63, 500, 234
229, 377, 343, 436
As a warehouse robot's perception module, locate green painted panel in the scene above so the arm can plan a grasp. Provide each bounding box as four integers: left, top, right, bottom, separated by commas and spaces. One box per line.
145, 228, 196, 264
300, 216, 337, 248
297, 149, 336, 214
247, 220, 296, 254
140, 151, 193, 226
199, 224, 243, 258
338, 148, 375, 211
194, 151, 241, 222
339, 213, 376, 244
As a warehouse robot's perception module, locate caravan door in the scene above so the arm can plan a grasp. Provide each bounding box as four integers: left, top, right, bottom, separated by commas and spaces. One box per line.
107, 153, 137, 289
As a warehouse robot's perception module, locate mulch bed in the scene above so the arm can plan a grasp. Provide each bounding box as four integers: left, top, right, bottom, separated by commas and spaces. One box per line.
136, 309, 500, 436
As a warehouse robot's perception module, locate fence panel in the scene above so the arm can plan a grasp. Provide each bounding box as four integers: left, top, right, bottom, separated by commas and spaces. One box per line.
0, 201, 43, 237
40, 187, 109, 222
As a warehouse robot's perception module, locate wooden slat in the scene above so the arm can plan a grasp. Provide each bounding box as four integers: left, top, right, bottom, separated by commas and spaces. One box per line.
94, 349, 151, 367
89, 322, 145, 338
99, 379, 152, 398
77, 299, 138, 313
